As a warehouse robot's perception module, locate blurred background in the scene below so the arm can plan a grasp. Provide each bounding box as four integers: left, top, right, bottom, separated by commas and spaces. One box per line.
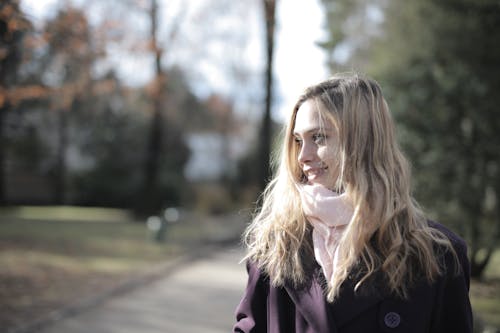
0, 0, 499, 332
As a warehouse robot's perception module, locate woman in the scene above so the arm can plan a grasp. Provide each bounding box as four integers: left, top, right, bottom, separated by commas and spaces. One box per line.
233, 74, 472, 332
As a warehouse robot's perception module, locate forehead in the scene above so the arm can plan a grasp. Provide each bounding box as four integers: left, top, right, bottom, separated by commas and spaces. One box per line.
293, 100, 331, 134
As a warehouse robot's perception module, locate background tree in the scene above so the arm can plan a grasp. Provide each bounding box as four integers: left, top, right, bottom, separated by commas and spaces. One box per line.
40, 6, 101, 204
141, 0, 167, 213
0, 0, 32, 204
2, 0, 259, 212
318, 0, 381, 71
92, 0, 191, 214
320, 0, 500, 278
259, 0, 277, 191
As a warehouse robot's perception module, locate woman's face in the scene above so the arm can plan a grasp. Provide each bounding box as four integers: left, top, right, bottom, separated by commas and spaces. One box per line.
293, 99, 340, 189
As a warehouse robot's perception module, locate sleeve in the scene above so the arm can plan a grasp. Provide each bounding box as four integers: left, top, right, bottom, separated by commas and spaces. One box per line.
233, 261, 268, 333
430, 234, 473, 333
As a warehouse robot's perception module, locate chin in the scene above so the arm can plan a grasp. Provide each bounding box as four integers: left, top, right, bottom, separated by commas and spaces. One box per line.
309, 180, 330, 188
309, 176, 336, 190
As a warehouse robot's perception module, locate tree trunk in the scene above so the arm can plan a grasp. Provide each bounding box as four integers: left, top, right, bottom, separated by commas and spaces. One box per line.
471, 196, 500, 278
54, 108, 68, 204
141, 0, 165, 213
259, 0, 277, 191
0, 105, 6, 205
144, 98, 163, 195
471, 246, 494, 278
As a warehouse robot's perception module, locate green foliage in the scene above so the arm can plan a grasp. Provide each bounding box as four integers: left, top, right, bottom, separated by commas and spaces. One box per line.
0, 0, 31, 85
318, 0, 385, 71
371, 0, 500, 279
234, 118, 282, 203
2, 3, 249, 216
70, 72, 191, 210
2, 6, 202, 210
320, 0, 500, 278
0, 0, 34, 204
470, 248, 500, 330
72, 101, 148, 207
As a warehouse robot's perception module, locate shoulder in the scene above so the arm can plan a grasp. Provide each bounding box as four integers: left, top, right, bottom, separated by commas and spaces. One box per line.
424, 222, 473, 332
427, 220, 468, 256
245, 260, 270, 289
427, 221, 467, 253
246, 260, 264, 276
427, 220, 470, 285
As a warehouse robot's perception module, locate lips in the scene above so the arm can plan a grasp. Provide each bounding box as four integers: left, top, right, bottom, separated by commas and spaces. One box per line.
303, 165, 328, 181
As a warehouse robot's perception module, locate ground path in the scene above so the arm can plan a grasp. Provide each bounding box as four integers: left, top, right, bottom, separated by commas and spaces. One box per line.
39, 245, 247, 333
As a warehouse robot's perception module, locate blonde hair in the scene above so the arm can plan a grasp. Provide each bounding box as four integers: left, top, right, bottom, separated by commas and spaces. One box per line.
243, 73, 457, 301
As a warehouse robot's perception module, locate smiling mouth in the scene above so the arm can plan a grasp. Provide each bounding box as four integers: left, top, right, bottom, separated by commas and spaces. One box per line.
304, 166, 328, 180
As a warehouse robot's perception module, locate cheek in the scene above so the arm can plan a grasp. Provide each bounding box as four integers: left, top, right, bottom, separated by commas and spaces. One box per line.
317, 146, 337, 166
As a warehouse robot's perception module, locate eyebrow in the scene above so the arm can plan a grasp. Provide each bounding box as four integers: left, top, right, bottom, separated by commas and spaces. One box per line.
293, 126, 332, 136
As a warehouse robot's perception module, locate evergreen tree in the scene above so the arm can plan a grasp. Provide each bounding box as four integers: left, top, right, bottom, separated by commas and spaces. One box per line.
0, 0, 32, 204
320, 0, 500, 278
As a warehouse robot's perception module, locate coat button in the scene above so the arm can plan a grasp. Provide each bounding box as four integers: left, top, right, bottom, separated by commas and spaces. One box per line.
384, 312, 401, 328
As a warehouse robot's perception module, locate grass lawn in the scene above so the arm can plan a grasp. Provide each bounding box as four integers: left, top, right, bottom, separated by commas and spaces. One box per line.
0, 207, 246, 332
1, 206, 497, 332
470, 249, 500, 331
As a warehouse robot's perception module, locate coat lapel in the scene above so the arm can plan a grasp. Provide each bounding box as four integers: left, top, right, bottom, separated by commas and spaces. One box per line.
284, 278, 335, 333
328, 276, 384, 328
285, 269, 385, 332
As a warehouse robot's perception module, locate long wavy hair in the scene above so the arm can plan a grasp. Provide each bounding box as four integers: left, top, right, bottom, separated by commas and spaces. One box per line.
243, 73, 457, 302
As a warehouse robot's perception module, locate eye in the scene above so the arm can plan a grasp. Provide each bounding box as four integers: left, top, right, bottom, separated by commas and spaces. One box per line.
312, 133, 327, 144
294, 136, 303, 146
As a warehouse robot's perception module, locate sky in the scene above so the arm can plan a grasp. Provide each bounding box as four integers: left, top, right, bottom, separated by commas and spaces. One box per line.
274, 0, 329, 119
20, 0, 330, 121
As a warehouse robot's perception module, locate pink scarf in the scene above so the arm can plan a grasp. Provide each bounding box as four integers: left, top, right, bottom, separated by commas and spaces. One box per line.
299, 184, 354, 283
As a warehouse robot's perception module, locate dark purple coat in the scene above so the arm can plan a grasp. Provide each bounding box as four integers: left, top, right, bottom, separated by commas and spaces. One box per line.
233, 222, 473, 333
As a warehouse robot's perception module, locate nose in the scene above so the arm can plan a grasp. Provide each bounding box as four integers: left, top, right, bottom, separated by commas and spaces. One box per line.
298, 140, 315, 165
